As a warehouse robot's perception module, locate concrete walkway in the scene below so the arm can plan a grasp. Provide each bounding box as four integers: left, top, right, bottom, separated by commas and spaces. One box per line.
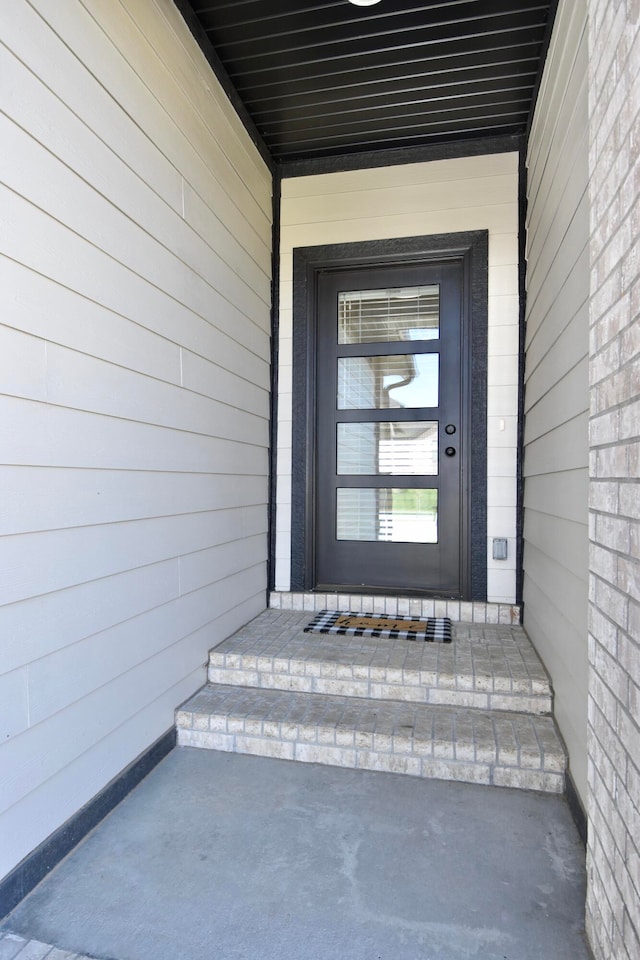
2, 747, 591, 960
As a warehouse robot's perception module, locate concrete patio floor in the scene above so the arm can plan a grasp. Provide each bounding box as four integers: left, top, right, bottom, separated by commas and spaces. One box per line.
1, 747, 591, 960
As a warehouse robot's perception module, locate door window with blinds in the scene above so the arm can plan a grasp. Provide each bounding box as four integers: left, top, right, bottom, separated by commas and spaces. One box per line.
338, 285, 440, 343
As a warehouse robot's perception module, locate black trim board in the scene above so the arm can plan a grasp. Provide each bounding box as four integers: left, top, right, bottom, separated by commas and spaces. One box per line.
279, 134, 521, 179
267, 171, 282, 597
0, 729, 175, 920
516, 144, 527, 605
291, 232, 488, 600
566, 770, 588, 847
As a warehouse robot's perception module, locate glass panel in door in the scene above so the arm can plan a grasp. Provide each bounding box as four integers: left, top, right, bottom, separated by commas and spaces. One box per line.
338, 285, 440, 343
336, 422, 439, 475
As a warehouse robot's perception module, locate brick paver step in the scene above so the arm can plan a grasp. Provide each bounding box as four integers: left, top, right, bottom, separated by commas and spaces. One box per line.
207, 610, 553, 715
176, 684, 565, 794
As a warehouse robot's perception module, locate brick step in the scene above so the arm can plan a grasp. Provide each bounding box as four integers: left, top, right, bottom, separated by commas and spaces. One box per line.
270, 591, 522, 625
207, 610, 553, 715
176, 684, 566, 793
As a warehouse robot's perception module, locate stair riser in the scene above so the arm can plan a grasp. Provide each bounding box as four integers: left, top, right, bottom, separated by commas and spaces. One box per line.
177, 724, 564, 794
207, 665, 552, 715
175, 610, 565, 795
176, 679, 566, 795
270, 592, 521, 625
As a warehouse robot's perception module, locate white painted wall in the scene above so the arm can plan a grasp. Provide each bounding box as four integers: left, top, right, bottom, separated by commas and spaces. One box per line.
276, 154, 520, 602
0, 0, 272, 881
523, 0, 589, 804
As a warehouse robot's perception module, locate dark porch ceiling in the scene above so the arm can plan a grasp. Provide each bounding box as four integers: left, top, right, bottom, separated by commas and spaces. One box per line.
177, 0, 555, 166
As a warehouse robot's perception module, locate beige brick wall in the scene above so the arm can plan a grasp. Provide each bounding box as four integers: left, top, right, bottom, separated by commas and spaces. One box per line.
587, 2, 640, 957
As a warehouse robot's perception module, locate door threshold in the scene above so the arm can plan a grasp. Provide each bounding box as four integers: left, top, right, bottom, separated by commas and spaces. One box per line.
270, 591, 521, 625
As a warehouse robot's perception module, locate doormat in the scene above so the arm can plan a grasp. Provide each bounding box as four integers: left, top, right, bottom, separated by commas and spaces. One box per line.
304, 610, 452, 643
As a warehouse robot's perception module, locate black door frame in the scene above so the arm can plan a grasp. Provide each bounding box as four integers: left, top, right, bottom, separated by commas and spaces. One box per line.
290, 231, 488, 600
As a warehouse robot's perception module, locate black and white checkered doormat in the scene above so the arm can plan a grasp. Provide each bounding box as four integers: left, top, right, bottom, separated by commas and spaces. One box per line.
304, 610, 452, 643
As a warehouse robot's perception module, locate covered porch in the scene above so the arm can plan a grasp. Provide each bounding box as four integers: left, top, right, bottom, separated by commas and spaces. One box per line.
0, 2, 638, 959
2, 747, 589, 960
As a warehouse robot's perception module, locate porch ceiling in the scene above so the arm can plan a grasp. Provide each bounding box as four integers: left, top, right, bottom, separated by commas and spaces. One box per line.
177, 0, 555, 165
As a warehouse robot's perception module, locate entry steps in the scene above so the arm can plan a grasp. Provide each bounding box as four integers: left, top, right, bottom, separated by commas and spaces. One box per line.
176, 609, 566, 793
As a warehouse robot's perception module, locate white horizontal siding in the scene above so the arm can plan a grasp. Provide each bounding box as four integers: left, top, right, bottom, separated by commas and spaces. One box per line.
0, 510, 267, 607
523, 0, 589, 805
10, 568, 264, 741
276, 153, 520, 602
0, 0, 272, 880
0, 326, 268, 446
282, 175, 517, 225
2, 189, 270, 384
0, 469, 266, 536
0, 396, 269, 473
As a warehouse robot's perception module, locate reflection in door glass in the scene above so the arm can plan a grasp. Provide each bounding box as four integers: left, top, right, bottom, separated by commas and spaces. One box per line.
338, 354, 439, 409
337, 422, 438, 475
336, 488, 438, 543
338, 286, 439, 343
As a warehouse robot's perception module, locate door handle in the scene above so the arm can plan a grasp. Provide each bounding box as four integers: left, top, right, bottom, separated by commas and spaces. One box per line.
445, 424, 456, 435
445, 446, 456, 457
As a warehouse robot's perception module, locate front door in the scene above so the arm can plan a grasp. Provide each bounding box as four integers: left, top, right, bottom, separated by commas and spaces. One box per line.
315, 261, 464, 595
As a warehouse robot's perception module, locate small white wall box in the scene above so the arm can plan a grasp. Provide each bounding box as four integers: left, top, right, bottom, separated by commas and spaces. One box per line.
493, 538, 508, 560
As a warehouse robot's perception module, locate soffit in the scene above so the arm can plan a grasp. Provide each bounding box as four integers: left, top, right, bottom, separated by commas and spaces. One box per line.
180, 0, 554, 164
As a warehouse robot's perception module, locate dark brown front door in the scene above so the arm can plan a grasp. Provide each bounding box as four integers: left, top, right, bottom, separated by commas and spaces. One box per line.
314, 260, 464, 595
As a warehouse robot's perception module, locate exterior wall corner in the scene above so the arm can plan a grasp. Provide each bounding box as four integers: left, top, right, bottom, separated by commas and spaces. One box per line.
586, 2, 640, 958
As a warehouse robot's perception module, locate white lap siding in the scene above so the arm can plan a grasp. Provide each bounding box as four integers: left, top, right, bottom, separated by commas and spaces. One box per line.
523, 0, 590, 805
0, 0, 271, 880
